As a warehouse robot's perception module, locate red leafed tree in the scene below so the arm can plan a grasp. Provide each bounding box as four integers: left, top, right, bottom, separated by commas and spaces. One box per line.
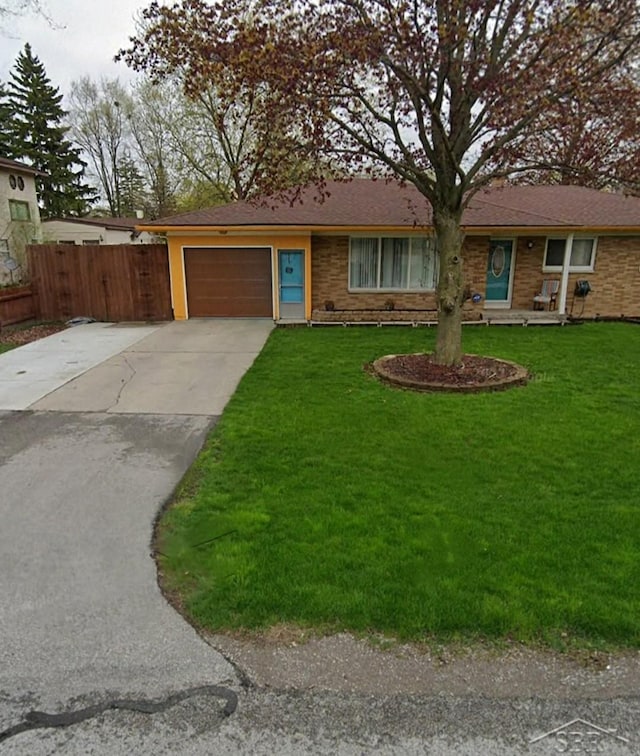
121, 0, 640, 365
502, 65, 640, 192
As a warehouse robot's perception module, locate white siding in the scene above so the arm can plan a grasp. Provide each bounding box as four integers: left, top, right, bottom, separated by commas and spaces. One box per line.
41, 219, 157, 245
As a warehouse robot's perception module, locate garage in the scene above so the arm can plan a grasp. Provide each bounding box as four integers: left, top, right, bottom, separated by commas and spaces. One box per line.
184, 247, 273, 317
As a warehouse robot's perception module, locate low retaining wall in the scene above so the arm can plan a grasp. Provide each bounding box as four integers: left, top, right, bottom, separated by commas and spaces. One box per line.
0, 285, 36, 326
311, 308, 482, 323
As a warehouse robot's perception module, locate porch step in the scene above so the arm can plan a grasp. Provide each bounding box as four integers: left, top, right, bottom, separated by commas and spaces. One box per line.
482, 309, 567, 326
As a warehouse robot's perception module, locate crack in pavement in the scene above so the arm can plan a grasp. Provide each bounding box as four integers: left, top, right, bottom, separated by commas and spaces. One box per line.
107, 353, 137, 411
0, 685, 238, 745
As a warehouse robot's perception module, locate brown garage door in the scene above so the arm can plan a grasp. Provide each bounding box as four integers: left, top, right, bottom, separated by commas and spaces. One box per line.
184, 247, 272, 317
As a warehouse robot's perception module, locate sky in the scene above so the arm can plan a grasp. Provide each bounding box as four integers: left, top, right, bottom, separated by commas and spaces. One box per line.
0, 0, 150, 98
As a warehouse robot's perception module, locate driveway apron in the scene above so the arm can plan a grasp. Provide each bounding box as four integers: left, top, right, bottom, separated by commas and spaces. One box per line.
0, 320, 272, 739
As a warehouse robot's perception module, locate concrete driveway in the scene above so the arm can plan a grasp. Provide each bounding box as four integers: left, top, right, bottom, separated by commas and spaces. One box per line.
0, 322, 159, 411
0, 319, 272, 750
0, 319, 274, 414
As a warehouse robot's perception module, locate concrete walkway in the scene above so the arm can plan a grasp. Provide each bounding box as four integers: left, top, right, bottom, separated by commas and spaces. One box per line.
0, 319, 273, 747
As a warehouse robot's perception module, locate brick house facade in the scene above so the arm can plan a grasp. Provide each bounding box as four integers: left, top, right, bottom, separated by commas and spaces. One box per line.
309, 234, 640, 322
140, 181, 640, 322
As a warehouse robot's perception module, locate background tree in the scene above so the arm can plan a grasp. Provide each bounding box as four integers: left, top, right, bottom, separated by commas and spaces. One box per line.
118, 10, 334, 204
132, 78, 261, 205
67, 72, 316, 216
122, 0, 640, 364
69, 76, 189, 217
0, 0, 50, 27
4, 43, 94, 217
133, 78, 257, 206
116, 150, 147, 216
67, 77, 132, 217
127, 78, 179, 217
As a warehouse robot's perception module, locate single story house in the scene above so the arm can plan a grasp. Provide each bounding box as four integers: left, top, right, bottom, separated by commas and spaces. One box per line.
42, 216, 160, 246
138, 180, 640, 323
0, 156, 43, 283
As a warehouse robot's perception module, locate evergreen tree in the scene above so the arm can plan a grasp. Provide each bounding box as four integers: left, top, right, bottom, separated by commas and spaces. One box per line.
117, 150, 147, 217
0, 82, 14, 156
5, 44, 95, 217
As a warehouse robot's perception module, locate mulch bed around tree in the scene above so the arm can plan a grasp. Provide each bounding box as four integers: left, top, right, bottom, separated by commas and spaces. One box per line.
0, 322, 67, 347
371, 352, 530, 393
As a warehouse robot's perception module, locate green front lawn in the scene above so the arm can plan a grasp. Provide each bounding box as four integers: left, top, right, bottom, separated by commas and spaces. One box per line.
158, 323, 640, 648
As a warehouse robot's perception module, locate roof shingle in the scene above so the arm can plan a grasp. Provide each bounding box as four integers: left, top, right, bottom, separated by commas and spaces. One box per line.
143, 180, 640, 230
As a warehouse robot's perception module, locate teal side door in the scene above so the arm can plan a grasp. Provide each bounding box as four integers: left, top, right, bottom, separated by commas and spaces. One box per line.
278, 250, 305, 318
485, 240, 513, 303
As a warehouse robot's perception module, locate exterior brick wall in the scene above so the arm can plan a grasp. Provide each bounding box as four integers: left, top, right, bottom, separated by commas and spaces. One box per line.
311, 235, 439, 312
459, 236, 489, 318
565, 237, 640, 318
507, 236, 640, 318
310, 233, 640, 322
311, 235, 478, 321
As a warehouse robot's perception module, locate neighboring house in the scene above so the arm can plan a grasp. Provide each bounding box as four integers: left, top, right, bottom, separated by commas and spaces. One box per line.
138, 180, 640, 323
0, 156, 43, 284
41, 216, 159, 246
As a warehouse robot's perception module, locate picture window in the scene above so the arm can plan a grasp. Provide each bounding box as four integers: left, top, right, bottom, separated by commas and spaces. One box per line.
349, 237, 438, 290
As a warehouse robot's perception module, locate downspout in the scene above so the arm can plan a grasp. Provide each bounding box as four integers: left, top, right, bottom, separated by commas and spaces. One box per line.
558, 233, 574, 315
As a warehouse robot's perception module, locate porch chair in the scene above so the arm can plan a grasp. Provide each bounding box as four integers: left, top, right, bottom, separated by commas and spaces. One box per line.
533, 279, 560, 311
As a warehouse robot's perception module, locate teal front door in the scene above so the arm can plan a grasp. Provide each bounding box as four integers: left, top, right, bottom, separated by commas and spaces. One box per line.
485, 240, 514, 304
278, 250, 305, 319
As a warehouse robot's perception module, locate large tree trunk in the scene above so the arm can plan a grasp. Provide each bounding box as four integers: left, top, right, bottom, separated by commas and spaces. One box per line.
433, 205, 465, 365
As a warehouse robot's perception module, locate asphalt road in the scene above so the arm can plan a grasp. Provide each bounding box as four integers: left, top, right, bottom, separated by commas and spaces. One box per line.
3, 682, 639, 754
0, 411, 238, 745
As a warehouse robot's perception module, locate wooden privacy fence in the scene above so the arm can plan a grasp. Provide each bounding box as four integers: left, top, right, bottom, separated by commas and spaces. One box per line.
0, 285, 37, 326
27, 243, 172, 322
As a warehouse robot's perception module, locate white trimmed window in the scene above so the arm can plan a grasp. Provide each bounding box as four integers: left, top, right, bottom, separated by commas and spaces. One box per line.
349, 236, 437, 290
544, 237, 596, 272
